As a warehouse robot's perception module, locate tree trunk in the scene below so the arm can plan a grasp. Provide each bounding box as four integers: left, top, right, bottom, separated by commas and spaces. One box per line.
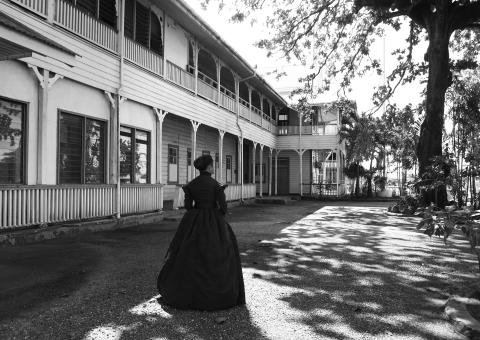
416, 9, 452, 208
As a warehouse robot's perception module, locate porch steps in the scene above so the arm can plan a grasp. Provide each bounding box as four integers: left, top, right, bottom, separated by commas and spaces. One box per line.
255, 196, 298, 205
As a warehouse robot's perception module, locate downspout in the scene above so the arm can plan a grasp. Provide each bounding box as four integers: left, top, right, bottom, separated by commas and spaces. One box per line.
116, 0, 125, 219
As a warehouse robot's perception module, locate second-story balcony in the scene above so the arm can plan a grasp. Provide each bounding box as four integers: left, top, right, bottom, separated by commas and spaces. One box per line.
277, 124, 339, 136
276, 123, 340, 150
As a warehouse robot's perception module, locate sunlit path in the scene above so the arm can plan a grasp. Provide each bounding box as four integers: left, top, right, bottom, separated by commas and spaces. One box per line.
78, 203, 477, 340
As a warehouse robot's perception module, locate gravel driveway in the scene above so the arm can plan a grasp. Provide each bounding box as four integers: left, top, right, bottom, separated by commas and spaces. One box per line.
0, 201, 478, 339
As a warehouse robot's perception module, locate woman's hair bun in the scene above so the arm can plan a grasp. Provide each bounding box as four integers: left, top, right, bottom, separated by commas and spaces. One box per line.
193, 154, 213, 171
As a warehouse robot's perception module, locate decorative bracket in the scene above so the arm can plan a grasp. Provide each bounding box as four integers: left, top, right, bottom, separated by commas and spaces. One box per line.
259, 144, 264, 151
190, 120, 201, 133
48, 73, 63, 88
153, 108, 168, 123
276, 149, 282, 156
104, 91, 116, 109
28, 64, 63, 89
295, 149, 307, 156
218, 129, 225, 139
119, 96, 127, 104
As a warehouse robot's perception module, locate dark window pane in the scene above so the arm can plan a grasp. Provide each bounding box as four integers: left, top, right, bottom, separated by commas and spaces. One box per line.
84, 119, 105, 183
135, 130, 149, 184
59, 113, 83, 184
124, 0, 134, 39
135, 2, 150, 47
0, 99, 24, 184
99, 0, 116, 28
120, 127, 132, 183
187, 149, 191, 166
150, 12, 162, 55
76, 0, 97, 16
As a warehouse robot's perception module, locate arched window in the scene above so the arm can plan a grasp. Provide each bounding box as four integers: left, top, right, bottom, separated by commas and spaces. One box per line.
125, 0, 164, 56
262, 98, 270, 116
220, 67, 235, 98
198, 49, 217, 87
251, 91, 260, 110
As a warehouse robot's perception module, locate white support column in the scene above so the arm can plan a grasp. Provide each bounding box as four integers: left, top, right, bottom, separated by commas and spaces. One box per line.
336, 148, 341, 196
248, 87, 252, 122
46, 0, 55, 22
260, 95, 264, 127
268, 148, 273, 196
238, 136, 244, 200
259, 144, 264, 197
105, 92, 118, 185
296, 149, 307, 196
29, 65, 63, 185
193, 41, 199, 95
216, 58, 221, 105
252, 142, 257, 186
190, 120, 201, 180
154, 108, 168, 210
218, 130, 225, 183
234, 73, 240, 118
275, 149, 280, 195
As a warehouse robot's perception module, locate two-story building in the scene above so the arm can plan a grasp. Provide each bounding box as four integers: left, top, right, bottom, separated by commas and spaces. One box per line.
0, 0, 346, 230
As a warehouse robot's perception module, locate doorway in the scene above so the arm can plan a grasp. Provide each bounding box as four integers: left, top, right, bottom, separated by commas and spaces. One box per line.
273, 157, 289, 195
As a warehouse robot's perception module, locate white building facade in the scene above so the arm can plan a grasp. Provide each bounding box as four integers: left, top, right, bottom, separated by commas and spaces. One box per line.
0, 0, 345, 230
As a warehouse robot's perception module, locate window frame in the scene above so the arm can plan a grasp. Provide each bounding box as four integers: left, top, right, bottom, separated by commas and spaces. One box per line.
57, 110, 107, 185
0, 96, 27, 186
225, 155, 232, 184
69, 0, 117, 29
167, 144, 179, 184
119, 124, 151, 184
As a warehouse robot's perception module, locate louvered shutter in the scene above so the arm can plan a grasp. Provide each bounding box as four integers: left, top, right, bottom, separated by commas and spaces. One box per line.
124, 0, 134, 39
150, 12, 162, 55
135, 2, 150, 47
99, 0, 116, 28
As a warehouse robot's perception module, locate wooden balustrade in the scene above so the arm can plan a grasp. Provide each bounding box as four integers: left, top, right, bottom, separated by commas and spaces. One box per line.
239, 100, 250, 120
197, 77, 218, 103
219, 91, 236, 113
120, 184, 162, 215
165, 61, 195, 91
251, 107, 262, 126
0, 184, 165, 229
173, 184, 256, 209
11, 0, 47, 17
55, 0, 117, 52
0, 185, 115, 229
124, 37, 163, 76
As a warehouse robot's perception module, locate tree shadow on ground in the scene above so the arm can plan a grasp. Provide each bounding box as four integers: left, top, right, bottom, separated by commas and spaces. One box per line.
240, 204, 478, 339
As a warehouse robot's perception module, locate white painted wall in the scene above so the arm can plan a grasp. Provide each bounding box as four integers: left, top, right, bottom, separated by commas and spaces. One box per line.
0, 60, 38, 185
164, 15, 189, 69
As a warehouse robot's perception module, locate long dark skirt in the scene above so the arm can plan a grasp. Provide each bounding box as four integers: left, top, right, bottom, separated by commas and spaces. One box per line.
157, 208, 245, 311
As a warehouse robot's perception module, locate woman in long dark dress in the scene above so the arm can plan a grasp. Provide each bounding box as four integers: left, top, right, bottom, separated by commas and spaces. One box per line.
157, 155, 245, 311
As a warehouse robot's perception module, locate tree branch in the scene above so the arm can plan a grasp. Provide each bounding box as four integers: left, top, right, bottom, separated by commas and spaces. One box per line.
451, 2, 480, 31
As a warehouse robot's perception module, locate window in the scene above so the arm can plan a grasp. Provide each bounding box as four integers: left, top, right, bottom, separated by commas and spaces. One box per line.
186, 148, 192, 182
120, 127, 150, 184
59, 112, 106, 184
278, 113, 289, 135
168, 144, 178, 183
125, 0, 163, 55
0, 98, 25, 184
226, 155, 232, 183
68, 0, 117, 28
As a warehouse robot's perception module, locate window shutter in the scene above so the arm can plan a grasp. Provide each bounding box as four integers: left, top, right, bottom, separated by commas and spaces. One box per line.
76, 0, 97, 17
99, 0, 116, 28
135, 2, 150, 47
59, 113, 83, 184
150, 12, 163, 55
124, 0, 134, 39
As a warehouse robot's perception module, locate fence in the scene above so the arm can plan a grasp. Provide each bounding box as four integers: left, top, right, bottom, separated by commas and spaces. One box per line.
0, 184, 164, 230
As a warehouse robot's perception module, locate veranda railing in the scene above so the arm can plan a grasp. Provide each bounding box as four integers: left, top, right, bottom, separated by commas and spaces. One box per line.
165, 61, 195, 91
124, 37, 163, 76
11, 0, 47, 17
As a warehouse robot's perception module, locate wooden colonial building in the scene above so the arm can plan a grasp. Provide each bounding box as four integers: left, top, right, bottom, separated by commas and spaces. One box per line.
0, 0, 346, 229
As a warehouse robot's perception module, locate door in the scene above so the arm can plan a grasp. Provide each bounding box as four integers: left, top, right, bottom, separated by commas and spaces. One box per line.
272, 157, 289, 195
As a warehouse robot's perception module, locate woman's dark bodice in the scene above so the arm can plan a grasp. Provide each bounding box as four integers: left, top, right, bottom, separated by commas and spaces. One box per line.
182, 172, 227, 214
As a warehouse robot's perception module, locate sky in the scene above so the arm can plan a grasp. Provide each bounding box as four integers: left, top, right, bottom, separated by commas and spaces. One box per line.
183, 0, 426, 115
